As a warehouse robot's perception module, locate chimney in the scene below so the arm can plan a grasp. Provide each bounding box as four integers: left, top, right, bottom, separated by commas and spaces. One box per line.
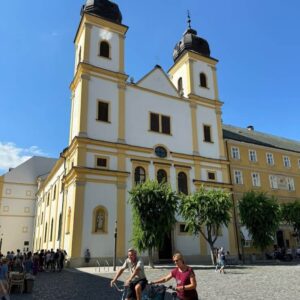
247, 125, 254, 131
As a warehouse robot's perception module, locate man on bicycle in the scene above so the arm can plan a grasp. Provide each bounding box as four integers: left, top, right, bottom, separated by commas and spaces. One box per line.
111, 248, 147, 300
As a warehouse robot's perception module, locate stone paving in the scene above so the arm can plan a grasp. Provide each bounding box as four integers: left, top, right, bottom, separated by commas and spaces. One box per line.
8, 262, 300, 300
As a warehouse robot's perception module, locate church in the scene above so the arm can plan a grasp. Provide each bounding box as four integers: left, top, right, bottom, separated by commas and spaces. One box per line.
31, 0, 234, 266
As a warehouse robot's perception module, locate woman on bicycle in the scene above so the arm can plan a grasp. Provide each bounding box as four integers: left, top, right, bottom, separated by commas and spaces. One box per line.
151, 252, 198, 300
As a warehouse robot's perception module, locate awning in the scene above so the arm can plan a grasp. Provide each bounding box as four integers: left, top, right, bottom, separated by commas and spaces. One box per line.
240, 226, 252, 241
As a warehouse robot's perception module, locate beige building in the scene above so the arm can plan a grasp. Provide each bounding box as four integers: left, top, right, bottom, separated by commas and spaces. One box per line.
223, 124, 300, 256
0, 157, 56, 254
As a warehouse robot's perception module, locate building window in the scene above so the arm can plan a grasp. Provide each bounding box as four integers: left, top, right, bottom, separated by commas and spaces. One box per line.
249, 150, 257, 162
251, 173, 261, 187
44, 223, 48, 242
266, 153, 274, 165
97, 101, 109, 122
53, 185, 56, 200
231, 147, 240, 160
93, 206, 108, 233
203, 125, 212, 142
50, 218, 54, 242
283, 156, 291, 168
99, 41, 110, 58
47, 193, 50, 206
179, 223, 189, 233
157, 169, 167, 183
178, 172, 188, 195
287, 178, 295, 191
234, 170, 243, 184
57, 213, 62, 241
177, 77, 183, 95
269, 175, 278, 189
134, 167, 146, 184
200, 73, 207, 88
207, 171, 216, 181
96, 157, 108, 168
41, 213, 43, 225
78, 47, 82, 64
150, 113, 171, 135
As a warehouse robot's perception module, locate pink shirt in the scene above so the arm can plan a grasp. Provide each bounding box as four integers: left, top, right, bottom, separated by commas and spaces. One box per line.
171, 267, 198, 300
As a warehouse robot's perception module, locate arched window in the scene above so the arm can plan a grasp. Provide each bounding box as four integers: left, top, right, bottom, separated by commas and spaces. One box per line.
50, 218, 54, 241
200, 73, 207, 88
93, 206, 108, 233
134, 167, 146, 184
177, 77, 183, 94
57, 213, 62, 241
178, 172, 188, 195
100, 41, 110, 58
66, 207, 71, 234
44, 223, 48, 242
157, 169, 167, 184
53, 185, 56, 200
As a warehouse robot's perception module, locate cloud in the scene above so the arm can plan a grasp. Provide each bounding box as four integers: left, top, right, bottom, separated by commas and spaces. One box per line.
0, 142, 48, 175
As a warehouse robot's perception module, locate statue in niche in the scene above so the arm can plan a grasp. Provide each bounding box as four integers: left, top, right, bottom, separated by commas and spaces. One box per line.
95, 211, 105, 231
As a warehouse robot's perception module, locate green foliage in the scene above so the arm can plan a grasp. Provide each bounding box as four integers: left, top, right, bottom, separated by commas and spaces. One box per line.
281, 200, 300, 237
178, 186, 232, 245
239, 191, 280, 251
128, 180, 178, 253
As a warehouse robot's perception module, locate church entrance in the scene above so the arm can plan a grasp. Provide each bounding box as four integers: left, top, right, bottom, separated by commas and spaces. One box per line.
158, 232, 172, 260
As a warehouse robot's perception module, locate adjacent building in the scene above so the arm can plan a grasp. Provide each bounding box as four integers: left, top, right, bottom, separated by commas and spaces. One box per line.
0, 157, 57, 253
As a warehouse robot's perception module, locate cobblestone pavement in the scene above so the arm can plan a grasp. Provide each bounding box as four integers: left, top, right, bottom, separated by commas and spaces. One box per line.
9, 263, 300, 300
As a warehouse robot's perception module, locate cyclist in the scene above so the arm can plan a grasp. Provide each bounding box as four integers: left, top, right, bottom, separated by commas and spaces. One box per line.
110, 248, 147, 300
151, 252, 198, 300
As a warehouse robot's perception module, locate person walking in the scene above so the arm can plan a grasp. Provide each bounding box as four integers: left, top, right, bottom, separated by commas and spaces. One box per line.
110, 248, 147, 300
151, 252, 198, 300
217, 247, 226, 274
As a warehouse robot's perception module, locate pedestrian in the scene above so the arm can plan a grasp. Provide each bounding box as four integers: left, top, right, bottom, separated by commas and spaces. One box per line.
151, 252, 198, 300
84, 249, 91, 263
217, 247, 226, 274
110, 248, 147, 300
0, 258, 9, 300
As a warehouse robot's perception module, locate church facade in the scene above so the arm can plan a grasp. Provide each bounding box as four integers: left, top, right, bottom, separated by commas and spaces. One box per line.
32, 0, 235, 266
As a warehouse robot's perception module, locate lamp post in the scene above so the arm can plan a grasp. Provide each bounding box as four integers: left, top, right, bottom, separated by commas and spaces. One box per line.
113, 221, 118, 271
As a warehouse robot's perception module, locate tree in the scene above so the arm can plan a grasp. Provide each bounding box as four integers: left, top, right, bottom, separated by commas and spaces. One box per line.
178, 186, 232, 265
281, 200, 300, 239
239, 191, 280, 251
128, 180, 178, 267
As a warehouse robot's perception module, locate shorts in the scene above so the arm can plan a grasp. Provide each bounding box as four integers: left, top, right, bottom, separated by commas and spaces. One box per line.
127, 278, 147, 299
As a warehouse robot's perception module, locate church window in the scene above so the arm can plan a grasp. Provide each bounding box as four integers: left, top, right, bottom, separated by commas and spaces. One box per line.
203, 125, 212, 142
207, 171, 216, 181
177, 77, 183, 95
150, 113, 171, 135
57, 213, 62, 241
99, 41, 110, 58
50, 218, 54, 241
134, 167, 146, 184
47, 193, 50, 206
93, 206, 108, 233
97, 101, 109, 122
53, 185, 56, 200
200, 73, 207, 88
178, 172, 188, 194
157, 169, 167, 183
44, 223, 48, 242
96, 157, 108, 168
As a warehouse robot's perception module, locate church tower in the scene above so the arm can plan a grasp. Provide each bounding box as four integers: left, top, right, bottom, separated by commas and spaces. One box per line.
168, 16, 226, 159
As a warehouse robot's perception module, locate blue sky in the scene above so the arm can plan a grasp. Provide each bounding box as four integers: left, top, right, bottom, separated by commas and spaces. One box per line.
1, 0, 300, 174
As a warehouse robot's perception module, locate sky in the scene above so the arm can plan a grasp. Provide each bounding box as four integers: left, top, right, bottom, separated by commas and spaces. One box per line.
1, 0, 300, 175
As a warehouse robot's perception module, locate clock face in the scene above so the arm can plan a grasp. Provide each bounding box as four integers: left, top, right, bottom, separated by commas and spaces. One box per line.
155, 146, 167, 158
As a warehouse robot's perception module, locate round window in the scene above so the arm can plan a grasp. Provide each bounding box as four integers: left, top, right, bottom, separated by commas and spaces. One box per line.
155, 146, 167, 158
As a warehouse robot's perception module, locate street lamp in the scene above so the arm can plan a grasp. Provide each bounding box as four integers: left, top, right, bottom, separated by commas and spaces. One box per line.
113, 221, 118, 271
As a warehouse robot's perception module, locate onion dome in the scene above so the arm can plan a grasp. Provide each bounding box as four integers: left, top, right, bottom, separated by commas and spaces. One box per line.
81, 0, 122, 24
173, 13, 211, 62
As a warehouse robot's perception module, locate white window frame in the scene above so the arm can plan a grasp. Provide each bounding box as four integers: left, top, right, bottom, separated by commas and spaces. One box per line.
266, 153, 274, 165
249, 149, 257, 162
287, 177, 295, 191
251, 172, 261, 187
234, 170, 243, 185
283, 156, 291, 168
269, 175, 278, 189
231, 147, 240, 160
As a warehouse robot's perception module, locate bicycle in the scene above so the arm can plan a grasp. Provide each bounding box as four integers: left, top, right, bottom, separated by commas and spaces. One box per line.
113, 282, 178, 300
